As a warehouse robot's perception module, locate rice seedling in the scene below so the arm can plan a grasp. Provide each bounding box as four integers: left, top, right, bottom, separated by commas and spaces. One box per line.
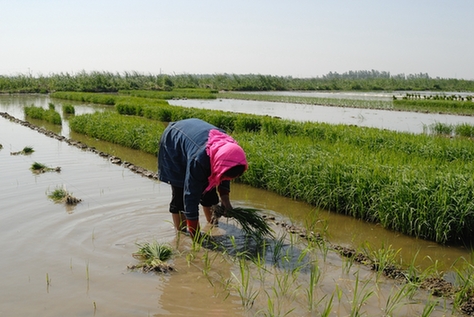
47, 186, 82, 205
30, 161, 61, 173
231, 258, 260, 310
383, 283, 417, 316
306, 262, 321, 312
128, 240, 174, 273
421, 297, 439, 317
451, 257, 474, 310
364, 243, 402, 279
320, 293, 334, 317
349, 272, 374, 317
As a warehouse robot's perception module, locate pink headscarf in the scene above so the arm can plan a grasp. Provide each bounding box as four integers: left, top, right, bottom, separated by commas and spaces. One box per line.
205, 129, 248, 192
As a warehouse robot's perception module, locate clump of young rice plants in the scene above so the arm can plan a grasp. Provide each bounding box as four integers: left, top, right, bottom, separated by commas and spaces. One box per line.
62, 103, 75, 114
128, 241, 174, 273
47, 186, 81, 205
210, 205, 273, 241
10, 146, 35, 155
30, 162, 61, 174
24, 105, 62, 125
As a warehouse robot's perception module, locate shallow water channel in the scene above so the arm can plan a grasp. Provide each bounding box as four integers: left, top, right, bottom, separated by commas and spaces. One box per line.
0, 94, 472, 316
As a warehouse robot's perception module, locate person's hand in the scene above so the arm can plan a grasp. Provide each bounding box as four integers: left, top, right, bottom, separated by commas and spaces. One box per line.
220, 194, 233, 213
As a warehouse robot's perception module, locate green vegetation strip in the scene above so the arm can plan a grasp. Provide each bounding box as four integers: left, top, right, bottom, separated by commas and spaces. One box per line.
69, 112, 165, 153
119, 88, 218, 100
218, 92, 393, 110
3, 70, 474, 93
24, 104, 62, 125
394, 99, 474, 115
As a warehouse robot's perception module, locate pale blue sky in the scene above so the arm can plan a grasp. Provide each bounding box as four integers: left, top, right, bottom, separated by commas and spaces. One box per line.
1, 0, 473, 79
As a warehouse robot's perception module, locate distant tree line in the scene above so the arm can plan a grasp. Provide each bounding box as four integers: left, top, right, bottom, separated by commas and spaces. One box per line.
0, 70, 473, 93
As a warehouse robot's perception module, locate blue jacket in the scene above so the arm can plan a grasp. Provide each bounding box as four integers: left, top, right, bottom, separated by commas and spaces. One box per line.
158, 118, 230, 220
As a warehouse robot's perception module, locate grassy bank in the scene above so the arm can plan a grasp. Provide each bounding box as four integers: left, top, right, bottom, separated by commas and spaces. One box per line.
63, 91, 474, 244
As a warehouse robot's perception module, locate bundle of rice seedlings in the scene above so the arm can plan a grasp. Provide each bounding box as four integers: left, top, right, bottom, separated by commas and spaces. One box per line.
22, 146, 34, 154
211, 205, 273, 239
128, 241, 174, 273
30, 162, 61, 174
10, 146, 35, 155
47, 186, 81, 205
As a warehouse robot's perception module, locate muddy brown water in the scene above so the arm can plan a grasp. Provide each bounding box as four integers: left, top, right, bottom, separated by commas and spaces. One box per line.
0, 95, 472, 316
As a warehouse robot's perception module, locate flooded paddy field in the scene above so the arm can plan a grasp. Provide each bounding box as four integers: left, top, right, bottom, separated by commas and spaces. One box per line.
169, 98, 474, 134
1, 94, 473, 316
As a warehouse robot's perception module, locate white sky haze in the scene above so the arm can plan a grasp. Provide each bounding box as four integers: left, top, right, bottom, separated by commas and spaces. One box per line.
1, 0, 473, 79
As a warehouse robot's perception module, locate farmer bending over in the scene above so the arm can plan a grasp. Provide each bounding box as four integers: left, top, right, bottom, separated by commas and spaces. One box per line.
158, 118, 248, 237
